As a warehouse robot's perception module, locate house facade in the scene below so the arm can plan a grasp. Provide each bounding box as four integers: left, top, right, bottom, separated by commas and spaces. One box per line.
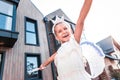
96, 36, 120, 80
0, 0, 82, 80
0, 0, 53, 80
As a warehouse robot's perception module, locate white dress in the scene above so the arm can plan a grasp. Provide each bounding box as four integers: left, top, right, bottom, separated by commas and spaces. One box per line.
54, 35, 91, 80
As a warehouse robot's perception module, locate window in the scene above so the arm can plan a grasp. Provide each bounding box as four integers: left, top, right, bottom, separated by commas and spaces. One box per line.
25, 53, 42, 80
0, 1, 16, 31
0, 53, 5, 80
25, 17, 39, 45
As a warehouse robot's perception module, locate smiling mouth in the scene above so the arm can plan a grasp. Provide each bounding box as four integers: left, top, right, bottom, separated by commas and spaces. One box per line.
63, 34, 69, 38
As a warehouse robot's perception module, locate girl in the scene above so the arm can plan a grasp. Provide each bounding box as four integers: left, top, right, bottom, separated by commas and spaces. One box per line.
32, 0, 93, 80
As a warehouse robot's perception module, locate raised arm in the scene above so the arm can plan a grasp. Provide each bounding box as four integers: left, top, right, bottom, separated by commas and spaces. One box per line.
74, 0, 92, 43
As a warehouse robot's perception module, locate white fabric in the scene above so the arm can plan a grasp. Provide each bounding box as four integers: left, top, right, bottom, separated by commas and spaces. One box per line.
54, 35, 91, 80
81, 41, 105, 78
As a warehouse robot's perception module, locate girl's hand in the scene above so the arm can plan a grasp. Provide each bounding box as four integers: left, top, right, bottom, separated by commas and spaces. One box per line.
31, 68, 40, 72
39, 64, 46, 70
28, 68, 40, 74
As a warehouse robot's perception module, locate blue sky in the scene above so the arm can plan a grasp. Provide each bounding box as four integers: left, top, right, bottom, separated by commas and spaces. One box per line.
31, 0, 120, 43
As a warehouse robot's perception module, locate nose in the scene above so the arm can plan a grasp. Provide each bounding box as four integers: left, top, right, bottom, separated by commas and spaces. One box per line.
62, 29, 67, 34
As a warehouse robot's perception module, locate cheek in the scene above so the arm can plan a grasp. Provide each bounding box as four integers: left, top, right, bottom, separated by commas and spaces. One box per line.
66, 30, 71, 34
56, 32, 61, 36
55, 33, 60, 40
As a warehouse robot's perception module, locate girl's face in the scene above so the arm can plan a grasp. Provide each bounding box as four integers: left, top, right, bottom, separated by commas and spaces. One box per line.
54, 23, 71, 43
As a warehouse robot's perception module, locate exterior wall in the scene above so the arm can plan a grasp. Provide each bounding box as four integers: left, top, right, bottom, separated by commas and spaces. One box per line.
112, 47, 120, 68
105, 50, 120, 69
102, 47, 120, 80
104, 58, 113, 79
1, 0, 53, 80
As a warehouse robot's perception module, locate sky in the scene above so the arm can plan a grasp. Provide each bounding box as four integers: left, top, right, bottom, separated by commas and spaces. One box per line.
31, 0, 120, 43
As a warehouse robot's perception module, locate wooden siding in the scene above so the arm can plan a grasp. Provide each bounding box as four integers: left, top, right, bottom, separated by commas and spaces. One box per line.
0, 0, 53, 80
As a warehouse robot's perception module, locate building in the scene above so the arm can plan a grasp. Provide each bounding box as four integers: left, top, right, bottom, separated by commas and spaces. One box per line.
0, 0, 83, 80
0, 0, 52, 80
96, 36, 120, 80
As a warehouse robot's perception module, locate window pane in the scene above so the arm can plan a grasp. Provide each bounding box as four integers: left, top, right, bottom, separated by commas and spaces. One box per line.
26, 32, 37, 44
26, 21, 35, 32
27, 57, 38, 70
0, 1, 13, 16
0, 14, 12, 30
26, 56, 40, 79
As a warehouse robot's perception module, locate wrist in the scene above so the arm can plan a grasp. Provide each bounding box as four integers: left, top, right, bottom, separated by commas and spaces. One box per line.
40, 64, 46, 70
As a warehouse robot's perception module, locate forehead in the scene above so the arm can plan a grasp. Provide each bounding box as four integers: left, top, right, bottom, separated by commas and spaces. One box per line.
55, 22, 68, 29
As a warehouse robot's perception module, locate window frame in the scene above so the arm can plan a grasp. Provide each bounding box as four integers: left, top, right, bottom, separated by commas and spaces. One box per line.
0, 0, 17, 31
24, 17, 39, 46
24, 53, 42, 80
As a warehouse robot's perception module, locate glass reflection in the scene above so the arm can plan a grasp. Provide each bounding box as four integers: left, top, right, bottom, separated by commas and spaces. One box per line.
27, 56, 39, 78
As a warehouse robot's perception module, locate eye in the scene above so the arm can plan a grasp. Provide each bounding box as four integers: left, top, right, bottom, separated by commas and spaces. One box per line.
64, 27, 68, 30
58, 30, 62, 33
